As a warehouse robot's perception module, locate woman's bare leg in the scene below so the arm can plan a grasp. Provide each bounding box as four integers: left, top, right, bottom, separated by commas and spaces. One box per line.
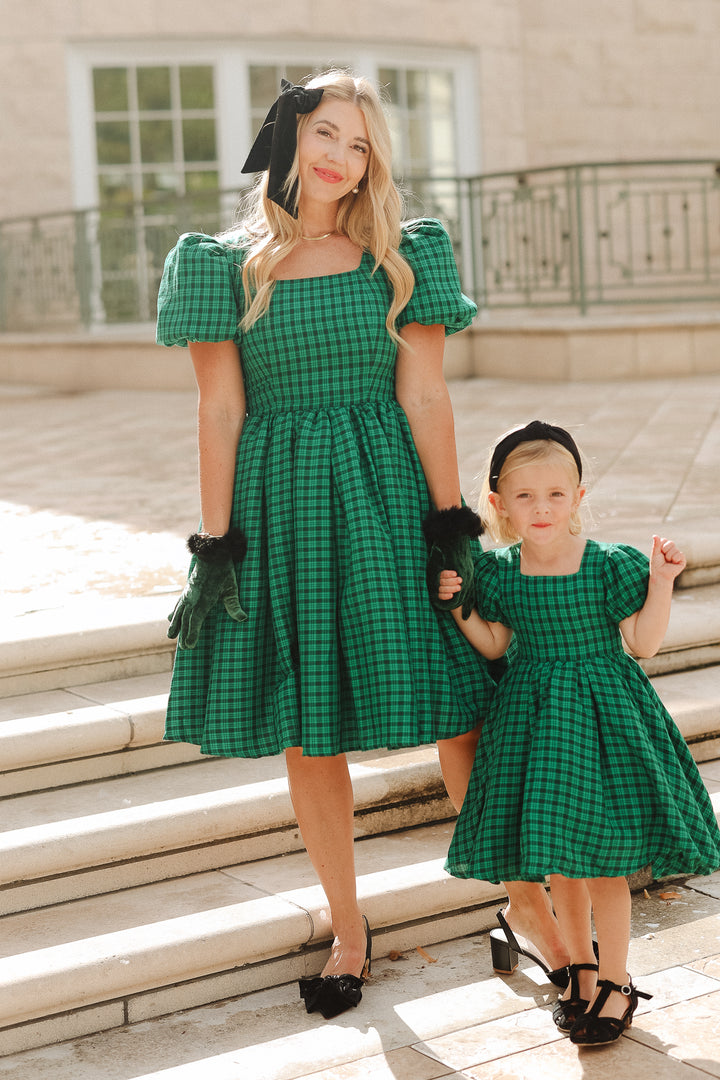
437, 727, 482, 810
438, 729, 570, 972
285, 747, 367, 978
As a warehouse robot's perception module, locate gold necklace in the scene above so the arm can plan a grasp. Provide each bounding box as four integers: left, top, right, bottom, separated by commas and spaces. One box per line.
300, 231, 337, 241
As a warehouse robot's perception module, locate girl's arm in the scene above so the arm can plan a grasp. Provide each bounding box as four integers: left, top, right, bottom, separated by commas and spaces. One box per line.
620, 535, 686, 658
439, 570, 513, 660
395, 322, 462, 509
189, 340, 246, 535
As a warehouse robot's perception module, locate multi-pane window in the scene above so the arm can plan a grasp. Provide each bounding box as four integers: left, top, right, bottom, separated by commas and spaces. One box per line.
91, 64, 220, 321
93, 64, 219, 211
379, 67, 457, 178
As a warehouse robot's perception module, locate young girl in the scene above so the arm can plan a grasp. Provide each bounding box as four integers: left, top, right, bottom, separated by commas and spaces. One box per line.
439, 419, 720, 1046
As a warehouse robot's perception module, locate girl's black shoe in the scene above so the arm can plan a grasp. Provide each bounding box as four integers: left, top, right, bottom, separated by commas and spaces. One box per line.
490, 908, 570, 989
298, 916, 372, 1020
569, 976, 652, 1045
552, 962, 599, 1033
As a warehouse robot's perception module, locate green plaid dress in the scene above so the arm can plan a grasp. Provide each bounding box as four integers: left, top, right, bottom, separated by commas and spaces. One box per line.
156, 218, 495, 757
446, 540, 720, 882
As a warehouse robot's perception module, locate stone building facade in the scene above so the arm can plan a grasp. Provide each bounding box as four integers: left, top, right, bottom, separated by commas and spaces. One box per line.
1, 0, 719, 221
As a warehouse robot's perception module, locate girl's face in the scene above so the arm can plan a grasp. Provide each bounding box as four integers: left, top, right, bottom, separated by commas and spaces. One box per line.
490, 460, 584, 545
297, 99, 370, 209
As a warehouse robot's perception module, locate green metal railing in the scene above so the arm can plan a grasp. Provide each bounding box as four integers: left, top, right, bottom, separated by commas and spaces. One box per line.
1, 160, 719, 331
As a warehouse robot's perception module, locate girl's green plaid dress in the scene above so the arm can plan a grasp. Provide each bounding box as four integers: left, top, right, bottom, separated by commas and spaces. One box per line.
156, 218, 495, 758
446, 540, 720, 882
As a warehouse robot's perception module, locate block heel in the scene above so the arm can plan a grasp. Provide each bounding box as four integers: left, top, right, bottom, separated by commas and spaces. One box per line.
490, 929, 519, 974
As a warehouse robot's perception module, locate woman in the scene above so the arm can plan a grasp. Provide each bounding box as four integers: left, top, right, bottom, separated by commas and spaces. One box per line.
156, 70, 567, 1019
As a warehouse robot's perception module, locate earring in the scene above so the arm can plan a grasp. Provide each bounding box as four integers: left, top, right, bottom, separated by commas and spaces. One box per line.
352, 186, 359, 194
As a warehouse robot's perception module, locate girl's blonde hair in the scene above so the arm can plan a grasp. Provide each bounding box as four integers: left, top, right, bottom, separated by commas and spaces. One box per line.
231, 70, 415, 343
479, 439, 585, 544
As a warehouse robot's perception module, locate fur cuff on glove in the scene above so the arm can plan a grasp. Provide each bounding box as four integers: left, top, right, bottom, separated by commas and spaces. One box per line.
422, 506, 484, 543
187, 527, 248, 563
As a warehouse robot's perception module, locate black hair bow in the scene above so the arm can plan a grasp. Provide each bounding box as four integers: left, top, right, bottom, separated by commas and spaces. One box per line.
241, 79, 324, 217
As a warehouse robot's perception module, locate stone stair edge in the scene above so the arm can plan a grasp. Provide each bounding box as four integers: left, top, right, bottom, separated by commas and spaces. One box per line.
0, 754, 446, 888
0, 860, 505, 1039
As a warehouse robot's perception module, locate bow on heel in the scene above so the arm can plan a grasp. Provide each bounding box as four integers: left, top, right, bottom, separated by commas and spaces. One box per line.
298, 916, 372, 1020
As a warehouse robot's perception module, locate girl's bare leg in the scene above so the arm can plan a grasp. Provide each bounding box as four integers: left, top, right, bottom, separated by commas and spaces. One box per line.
549, 875, 596, 1002
437, 730, 570, 972
585, 876, 632, 1020
285, 747, 366, 978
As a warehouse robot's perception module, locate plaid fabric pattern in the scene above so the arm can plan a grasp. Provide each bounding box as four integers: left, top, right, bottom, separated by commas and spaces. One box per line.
157, 220, 491, 757
446, 540, 720, 882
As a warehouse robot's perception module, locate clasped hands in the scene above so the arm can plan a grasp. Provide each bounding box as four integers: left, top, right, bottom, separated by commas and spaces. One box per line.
423, 506, 483, 620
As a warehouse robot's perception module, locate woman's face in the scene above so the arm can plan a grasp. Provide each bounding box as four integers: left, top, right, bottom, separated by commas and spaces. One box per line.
296, 99, 370, 209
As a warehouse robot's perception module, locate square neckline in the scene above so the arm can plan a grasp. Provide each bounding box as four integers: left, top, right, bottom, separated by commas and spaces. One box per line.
274, 249, 368, 284
517, 538, 590, 578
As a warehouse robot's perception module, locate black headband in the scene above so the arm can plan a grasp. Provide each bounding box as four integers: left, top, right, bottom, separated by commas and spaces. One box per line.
241, 79, 324, 218
489, 420, 583, 491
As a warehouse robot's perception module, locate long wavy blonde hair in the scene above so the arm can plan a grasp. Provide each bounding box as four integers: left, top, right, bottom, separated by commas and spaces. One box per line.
233, 70, 415, 344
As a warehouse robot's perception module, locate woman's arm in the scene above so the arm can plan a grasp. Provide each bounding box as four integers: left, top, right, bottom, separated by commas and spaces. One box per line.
620, 536, 686, 658
395, 322, 462, 509
189, 340, 246, 535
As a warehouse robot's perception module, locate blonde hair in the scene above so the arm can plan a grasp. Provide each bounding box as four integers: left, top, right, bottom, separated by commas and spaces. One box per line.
231, 70, 414, 343
479, 439, 585, 544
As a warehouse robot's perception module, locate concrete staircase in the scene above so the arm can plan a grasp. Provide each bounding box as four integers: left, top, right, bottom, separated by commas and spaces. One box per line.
1, 556, 719, 1057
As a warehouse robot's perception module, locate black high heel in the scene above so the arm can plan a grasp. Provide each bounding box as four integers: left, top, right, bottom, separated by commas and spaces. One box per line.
552, 962, 599, 1033
569, 976, 652, 1045
490, 909, 570, 989
298, 916, 372, 1020
490, 908, 600, 990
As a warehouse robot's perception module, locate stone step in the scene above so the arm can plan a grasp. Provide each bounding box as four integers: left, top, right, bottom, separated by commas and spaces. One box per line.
0, 673, 196, 797
643, 581, 720, 676
0, 597, 174, 698
1, 665, 719, 916
0, 745, 453, 915
0, 820, 506, 1056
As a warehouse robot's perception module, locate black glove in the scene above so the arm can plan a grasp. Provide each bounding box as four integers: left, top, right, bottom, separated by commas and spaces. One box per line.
168, 528, 248, 649
422, 506, 484, 620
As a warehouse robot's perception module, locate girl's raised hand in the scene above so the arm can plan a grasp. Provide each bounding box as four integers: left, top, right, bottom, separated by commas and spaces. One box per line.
650, 535, 687, 583
438, 569, 463, 602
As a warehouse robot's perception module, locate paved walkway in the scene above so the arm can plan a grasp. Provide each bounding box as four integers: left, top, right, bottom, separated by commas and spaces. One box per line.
2, 372, 720, 619
2, 867, 720, 1079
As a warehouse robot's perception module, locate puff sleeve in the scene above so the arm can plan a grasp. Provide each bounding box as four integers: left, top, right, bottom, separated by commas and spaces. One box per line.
603, 543, 650, 623
397, 218, 477, 335
472, 549, 508, 624
156, 232, 243, 348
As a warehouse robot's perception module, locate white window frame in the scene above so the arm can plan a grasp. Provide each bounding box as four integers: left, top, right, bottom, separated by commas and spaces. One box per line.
66, 39, 480, 210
